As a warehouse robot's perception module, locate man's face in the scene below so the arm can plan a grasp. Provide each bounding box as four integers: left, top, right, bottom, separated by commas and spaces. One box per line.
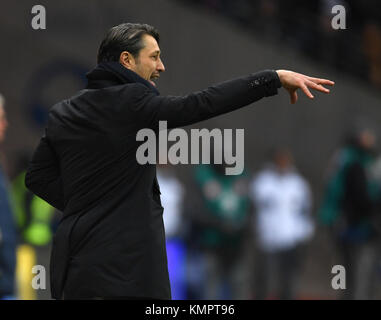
359, 129, 376, 150
0, 106, 8, 143
274, 151, 292, 172
125, 34, 165, 87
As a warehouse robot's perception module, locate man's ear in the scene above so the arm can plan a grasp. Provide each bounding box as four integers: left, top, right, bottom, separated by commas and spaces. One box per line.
119, 51, 134, 69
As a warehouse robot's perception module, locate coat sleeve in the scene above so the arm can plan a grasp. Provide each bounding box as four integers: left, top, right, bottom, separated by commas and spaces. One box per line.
25, 130, 65, 211
130, 70, 282, 129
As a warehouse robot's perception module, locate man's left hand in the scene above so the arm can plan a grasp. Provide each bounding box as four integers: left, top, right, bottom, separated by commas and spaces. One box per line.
276, 70, 335, 104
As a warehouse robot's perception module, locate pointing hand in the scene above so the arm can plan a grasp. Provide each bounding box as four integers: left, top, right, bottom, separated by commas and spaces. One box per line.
276, 70, 335, 104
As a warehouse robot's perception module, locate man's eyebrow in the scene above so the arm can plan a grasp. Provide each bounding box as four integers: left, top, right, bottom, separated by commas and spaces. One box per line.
151, 50, 161, 55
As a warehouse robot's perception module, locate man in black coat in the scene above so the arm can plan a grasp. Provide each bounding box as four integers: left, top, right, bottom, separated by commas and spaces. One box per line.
25, 23, 334, 300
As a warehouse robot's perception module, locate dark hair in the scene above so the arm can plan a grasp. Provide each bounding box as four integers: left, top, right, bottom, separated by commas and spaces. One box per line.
97, 23, 160, 64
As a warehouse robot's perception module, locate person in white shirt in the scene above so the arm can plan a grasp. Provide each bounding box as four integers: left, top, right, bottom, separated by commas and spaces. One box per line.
157, 165, 186, 299
250, 147, 314, 299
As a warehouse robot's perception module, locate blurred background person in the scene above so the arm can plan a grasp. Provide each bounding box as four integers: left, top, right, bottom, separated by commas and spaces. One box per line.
157, 163, 187, 300
184, 155, 250, 300
0, 94, 17, 300
319, 125, 381, 299
11, 151, 58, 300
250, 147, 314, 300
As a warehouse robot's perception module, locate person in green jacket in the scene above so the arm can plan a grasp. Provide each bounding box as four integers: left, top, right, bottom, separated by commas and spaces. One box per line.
319, 126, 381, 299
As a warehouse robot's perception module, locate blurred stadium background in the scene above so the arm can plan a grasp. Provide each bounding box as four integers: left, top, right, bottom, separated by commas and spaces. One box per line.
0, 0, 381, 300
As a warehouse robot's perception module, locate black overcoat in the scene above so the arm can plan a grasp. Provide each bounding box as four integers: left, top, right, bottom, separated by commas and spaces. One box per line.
25, 62, 281, 299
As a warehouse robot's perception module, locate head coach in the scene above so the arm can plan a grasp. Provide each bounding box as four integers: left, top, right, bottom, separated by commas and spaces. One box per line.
25, 23, 334, 300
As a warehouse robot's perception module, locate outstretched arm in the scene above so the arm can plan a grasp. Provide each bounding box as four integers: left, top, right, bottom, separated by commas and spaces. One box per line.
129, 69, 334, 129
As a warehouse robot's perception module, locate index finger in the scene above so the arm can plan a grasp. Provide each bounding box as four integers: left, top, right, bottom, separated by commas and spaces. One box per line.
307, 77, 335, 86
306, 80, 331, 93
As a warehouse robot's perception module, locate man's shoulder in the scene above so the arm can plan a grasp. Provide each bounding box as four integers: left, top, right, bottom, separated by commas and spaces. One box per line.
49, 83, 150, 112
80, 83, 149, 98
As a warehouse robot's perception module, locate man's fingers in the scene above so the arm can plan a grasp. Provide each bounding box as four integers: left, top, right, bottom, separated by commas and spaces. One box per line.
306, 77, 335, 86
281, 71, 335, 103
290, 90, 298, 104
300, 83, 314, 99
306, 80, 330, 93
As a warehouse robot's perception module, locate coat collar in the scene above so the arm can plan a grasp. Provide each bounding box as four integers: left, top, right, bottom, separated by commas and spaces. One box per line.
85, 61, 160, 95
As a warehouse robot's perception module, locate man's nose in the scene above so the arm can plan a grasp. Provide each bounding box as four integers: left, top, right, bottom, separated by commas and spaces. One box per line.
157, 58, 165, 72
